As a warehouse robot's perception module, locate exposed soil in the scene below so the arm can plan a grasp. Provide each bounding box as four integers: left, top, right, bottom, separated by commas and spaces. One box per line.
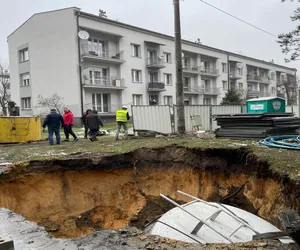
0, 146, 300, 249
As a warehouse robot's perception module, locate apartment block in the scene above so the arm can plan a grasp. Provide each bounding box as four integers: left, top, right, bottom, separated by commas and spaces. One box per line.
7, 7, 297, 118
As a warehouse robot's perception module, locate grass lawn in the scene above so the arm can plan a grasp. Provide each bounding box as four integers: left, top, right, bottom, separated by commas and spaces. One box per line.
0, 132, 300, 179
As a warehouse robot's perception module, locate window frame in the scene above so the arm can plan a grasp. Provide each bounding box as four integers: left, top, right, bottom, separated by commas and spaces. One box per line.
222, 81, 228, 90
131, 69, 142, 83
164, 73, 172, 86
222, 63, 227, 73
133, 94, 143, 105
21, 97, 31, 109
92, 93, 110, 113
19, 48, 29, 63
163, 52, 172, 63
164, 95, 173, 106
131, 44, 141, 58
20, 73, 30, 87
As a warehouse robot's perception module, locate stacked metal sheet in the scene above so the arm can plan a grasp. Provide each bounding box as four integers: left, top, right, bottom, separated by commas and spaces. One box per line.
214, 113, 300, 139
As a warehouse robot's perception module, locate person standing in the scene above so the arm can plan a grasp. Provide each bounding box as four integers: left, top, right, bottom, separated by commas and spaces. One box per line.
86, 110, 103, 142
63, 108, 78, 141
81, 109, 91, 139
42, 109, 64, 145
115, 105, 130, 140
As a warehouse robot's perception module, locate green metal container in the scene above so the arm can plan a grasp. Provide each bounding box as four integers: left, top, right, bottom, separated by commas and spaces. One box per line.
246, 97, 286, 113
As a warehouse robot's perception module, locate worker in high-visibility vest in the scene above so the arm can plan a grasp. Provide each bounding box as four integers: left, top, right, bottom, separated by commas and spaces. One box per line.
115, 105, 130, 140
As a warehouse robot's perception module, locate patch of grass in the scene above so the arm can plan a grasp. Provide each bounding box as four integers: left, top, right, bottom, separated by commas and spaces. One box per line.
1, 135, 300, 180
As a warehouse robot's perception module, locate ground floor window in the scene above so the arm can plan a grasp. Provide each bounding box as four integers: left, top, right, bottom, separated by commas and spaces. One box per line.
92, 93, 110, 112
184, 99, 191, 105
133, 94, 143, 105
21, 97, 31, 109
149, 95, 159, 105
204, 98, 212, 105
164, 95, 173, 106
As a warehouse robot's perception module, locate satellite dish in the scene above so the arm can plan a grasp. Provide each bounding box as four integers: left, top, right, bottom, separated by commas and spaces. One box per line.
78, 30, 90, 40
237, 63, 243, 69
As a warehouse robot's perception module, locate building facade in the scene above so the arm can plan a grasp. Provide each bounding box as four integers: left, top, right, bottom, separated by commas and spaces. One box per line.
7, 7, 297, 119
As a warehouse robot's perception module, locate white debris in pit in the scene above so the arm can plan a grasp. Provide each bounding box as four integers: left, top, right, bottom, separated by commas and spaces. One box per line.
145, 192, 294, 245
230, 143, 249, 147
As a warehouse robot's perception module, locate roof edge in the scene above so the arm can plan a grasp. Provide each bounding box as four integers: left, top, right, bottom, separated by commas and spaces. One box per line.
7, 7, 80, 39
77, 10, 297, 72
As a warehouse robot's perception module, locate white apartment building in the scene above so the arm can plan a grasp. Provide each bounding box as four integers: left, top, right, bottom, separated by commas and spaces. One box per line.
7, 7, 297, 119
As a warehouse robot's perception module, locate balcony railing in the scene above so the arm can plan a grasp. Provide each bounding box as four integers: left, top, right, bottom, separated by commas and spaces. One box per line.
146, 57, 165, 68
201, 87, 220, 95
259, 92, 271, 97
183, 65, 199, 73
200, 67, 219, 76
148, 82, 165, 91
183, 86, 201, 94
229, 70, 243, 79
261, 77, 271, 84
247, 90, 260, 97
83, 76, 125, 88
81, 45, 124, 62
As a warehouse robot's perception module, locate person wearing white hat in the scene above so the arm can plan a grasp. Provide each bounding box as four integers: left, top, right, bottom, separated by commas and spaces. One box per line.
115, 105, 130, 140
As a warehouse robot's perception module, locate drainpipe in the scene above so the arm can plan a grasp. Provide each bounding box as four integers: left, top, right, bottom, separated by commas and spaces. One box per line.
227, 53, 230, 90
76, 11, 84, 116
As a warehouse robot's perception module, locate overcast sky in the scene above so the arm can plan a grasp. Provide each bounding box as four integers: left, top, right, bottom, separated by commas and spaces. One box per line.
1, 0, 300, 70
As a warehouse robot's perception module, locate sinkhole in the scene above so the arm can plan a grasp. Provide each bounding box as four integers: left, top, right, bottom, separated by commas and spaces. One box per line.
0, 146, 299, 241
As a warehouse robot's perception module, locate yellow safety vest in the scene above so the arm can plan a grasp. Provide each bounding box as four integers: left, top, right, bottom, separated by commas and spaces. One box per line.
116, 110, 127, 122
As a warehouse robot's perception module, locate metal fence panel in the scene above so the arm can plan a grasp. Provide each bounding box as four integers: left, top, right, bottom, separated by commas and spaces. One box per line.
132, 105, 172, 134
212, 105, 243, 130
286, 105, 299, 117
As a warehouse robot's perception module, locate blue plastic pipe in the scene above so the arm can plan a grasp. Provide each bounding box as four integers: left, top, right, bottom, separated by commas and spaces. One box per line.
259, 135, 300, 150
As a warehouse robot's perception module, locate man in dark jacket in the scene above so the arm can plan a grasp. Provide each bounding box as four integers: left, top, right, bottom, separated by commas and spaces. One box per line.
42, 109, 64, 145
81, 109, 91, 139
86, 110, 103, 142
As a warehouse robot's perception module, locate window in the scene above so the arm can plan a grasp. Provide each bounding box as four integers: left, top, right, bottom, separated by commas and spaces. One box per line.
204, 98, 212, 105
133, 94, 143, 105
271, 72, 275, 81
184, 99, 191, 105
163, 53, 171, 63
149, 95, 159, 105
222, 81, 227, 90
19, 48, 29, 62
131, 69, 142, 82
131, 44, 141, 57
222, 63, 227, 73
21, 73, 30, 86
271, 87, 276, 95
89, 68, 108, 86
164, 74, 172, 85
184, 77, 190, 90
238, 82, 243, 90
184, 57, 190, 68
238, 67, 243, 76
149, 72, 158, 82
164, 96, 173, 106
21, 97, 31, 109
92, 93, 110, 113
88, 38, 106, 56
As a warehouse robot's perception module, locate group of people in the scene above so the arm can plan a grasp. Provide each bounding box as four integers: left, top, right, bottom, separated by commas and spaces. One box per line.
42, 106, 130, 145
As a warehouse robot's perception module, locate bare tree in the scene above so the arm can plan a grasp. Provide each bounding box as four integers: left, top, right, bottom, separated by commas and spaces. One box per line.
278, 0, 300, 61
0, 62, 10, 116
283, 74, 298, 105
35, 93, 64, 116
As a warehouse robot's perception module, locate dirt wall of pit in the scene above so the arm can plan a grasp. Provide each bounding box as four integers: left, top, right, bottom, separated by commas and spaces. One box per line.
0, 146, 299, 238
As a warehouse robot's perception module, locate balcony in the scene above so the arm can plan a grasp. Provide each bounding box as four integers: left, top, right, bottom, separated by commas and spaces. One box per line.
247, 90, 260, 98
183, 65, 199, 75
200, 67, 219, 77
148, 82, 166, 92
184, 86, 201, 95
81, 45, 125, 64
247, 74, 261, 82
229, 70, 243, 79
83, 76, 126, 90
201, 87, 220, 95
259, 92, 272, 97
146, 57, 165, 69
261, 77, 271, 84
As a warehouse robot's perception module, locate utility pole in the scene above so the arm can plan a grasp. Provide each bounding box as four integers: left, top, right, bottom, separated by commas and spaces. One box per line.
173, 0, 185, 134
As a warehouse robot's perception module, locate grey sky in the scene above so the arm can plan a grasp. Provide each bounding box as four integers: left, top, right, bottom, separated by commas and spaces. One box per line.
1, 0, 300, 70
